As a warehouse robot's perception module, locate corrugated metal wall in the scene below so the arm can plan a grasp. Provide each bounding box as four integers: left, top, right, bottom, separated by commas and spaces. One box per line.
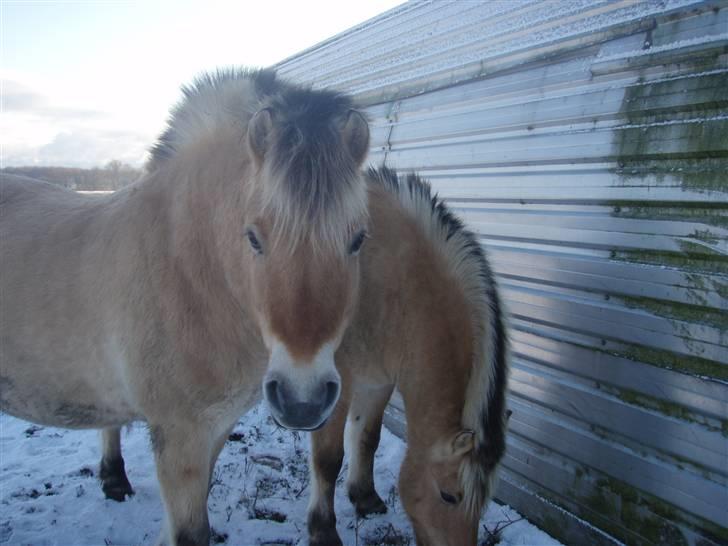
276, 2, 728, 544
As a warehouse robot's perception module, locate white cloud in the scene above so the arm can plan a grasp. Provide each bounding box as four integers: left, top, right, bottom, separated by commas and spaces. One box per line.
3, 129, 151, 168
1, 0, 403, 168
1, 78, 155, 167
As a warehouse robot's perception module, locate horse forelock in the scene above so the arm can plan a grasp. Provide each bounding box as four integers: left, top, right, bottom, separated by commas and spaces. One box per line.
366, 166, 509, 516
258, 87, 368, 253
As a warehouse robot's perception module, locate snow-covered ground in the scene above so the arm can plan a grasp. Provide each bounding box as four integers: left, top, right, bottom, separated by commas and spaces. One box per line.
0, 406, 561, 546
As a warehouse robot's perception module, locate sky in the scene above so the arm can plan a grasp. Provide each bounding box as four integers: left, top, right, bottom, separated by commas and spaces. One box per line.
0, 0, 403, 168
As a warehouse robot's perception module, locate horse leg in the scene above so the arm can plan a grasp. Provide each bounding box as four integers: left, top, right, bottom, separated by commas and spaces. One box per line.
307, 373, 351, 546
208, 424, 234, 490
345, 384, 394, 517
151, 422, 217, 546
100, 426, 134, 501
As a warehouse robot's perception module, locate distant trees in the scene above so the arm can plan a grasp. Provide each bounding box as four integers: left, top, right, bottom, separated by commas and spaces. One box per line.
2, 161, 143, 191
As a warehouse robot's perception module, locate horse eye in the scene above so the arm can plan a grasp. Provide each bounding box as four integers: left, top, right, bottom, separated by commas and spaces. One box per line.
246, 229, 263, 255
440, 490, 459, 505
349, 229, 368, 255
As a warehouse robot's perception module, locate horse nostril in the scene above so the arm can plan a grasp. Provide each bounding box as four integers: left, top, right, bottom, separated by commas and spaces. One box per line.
265, 380, 281, 410
324, 381, 339, 409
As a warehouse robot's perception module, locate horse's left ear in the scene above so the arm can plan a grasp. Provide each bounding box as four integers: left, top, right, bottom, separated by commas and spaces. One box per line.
451, 430, 475, 457
342, 110, 370, 166
248, 108, 273, 166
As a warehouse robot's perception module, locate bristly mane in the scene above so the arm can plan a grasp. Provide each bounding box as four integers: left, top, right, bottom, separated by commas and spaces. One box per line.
148, 67, 274, 168
148, 68, 368, 251
366, 166, 509, 515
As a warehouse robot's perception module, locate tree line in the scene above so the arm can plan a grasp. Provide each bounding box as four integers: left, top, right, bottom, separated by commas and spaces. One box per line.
2, 160, 143, 191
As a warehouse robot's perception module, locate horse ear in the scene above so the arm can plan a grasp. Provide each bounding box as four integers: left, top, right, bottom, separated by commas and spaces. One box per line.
451, 430, 475, 457
342, 110, 369, 166
248, 108, 273, 165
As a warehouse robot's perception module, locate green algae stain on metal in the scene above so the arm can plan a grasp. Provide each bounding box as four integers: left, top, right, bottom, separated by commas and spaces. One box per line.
621, 343, 728, 381
591, 476, 728, 546
619, 294, 728, 332
612, 57, 728, 274
576, 477, 690, 546
612, 247, 728, 275
612, 200, 728, 229
562, 336, 728, 380
615, 64, 728, 194
616, 387, 702, 425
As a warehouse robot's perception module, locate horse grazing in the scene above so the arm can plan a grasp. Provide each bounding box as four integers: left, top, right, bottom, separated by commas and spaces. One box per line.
307, 167, 509, 546
0, 68, 370, 546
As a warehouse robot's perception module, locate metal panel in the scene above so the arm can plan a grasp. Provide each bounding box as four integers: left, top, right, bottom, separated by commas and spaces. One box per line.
277, 2, 728, 545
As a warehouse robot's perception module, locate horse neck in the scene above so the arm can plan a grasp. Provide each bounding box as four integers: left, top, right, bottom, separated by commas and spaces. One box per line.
131, 134, 255, 321
152, 127, 259, 258
362, 186, 473, 446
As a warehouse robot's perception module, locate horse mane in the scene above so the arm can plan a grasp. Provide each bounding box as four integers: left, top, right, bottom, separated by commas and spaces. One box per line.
365, 166, 509, 515
148, 68, 368, 251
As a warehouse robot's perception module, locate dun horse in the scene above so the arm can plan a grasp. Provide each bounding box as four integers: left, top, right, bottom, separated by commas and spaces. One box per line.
0, 69, 370, 546
306, 167, 509, 546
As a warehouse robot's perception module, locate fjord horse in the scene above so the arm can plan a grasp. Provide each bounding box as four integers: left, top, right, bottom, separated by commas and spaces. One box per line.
307, 167, 509, 546
0, 69, 370, 546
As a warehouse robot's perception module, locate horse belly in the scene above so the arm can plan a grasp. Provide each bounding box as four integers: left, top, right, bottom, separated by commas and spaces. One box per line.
0, 343, 141, 429
1, 377, 139, 429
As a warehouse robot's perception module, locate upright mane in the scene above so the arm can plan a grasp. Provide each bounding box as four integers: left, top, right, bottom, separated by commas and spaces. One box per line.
366, 166, 509, 514
148, 68, 369, 250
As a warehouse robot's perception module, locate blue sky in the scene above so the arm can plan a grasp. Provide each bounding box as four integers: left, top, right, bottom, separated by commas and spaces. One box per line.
1, 0, 402, 167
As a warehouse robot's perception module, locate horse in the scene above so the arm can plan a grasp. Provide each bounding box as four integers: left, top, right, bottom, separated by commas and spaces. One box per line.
306, 167, 509, 546
0, 68, 370, 546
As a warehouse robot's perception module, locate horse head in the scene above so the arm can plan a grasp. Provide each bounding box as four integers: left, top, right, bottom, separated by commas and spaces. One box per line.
245, 90, 370, 430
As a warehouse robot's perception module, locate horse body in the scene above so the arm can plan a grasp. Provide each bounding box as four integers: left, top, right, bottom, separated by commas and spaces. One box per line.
1, 147, 266, 432
308, 168, 509, 546
0, 69, 370, 546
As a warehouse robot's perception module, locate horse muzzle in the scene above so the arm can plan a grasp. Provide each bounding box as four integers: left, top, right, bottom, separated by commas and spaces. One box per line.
264, 373, 340, 430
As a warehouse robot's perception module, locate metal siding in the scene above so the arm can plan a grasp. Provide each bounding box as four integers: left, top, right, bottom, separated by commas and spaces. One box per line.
277, 2, 728, 545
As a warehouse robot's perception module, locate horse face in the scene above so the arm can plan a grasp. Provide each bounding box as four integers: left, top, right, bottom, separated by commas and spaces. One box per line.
245, 104, 369, 430
248, 224, 365, 430
399, 432, 480, 546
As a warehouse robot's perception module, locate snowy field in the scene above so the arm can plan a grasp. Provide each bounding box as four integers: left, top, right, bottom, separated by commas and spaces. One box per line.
0, 406, 561, 546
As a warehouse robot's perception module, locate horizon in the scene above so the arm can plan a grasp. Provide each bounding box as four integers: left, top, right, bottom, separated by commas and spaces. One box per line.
1, 0, 403, 169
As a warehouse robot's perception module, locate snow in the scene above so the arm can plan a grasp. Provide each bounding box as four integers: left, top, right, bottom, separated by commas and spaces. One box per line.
1, 406, 563, 546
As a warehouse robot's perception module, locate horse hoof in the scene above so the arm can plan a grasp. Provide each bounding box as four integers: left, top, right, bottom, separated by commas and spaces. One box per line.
350, 489, 388, 518
308, 510, 341, 546
102, 480, 134, 502
309, 533, 343, 546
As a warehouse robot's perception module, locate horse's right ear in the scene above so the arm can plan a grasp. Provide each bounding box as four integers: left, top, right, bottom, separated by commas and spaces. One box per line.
342, 110, 370, 167
248, 108, 273, 166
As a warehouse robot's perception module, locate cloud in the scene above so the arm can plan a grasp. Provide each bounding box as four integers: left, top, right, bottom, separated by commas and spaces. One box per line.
4, 129, 152, 168
2, 79, 105, 121
2, 79, 154, 167
3, 80, 44, 110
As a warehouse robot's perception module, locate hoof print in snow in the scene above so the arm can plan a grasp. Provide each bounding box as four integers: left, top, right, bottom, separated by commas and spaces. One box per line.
0, 521, 12, 543
255, 476, 289, 498
211, 529, 228, 544
75, 467, 94, 478
363, 523, 411, 546
253, 507, 287, 523
11, 487, 56, 500
251, 455, 283, 472
23, 426, 43, 438
227, 432, 245, 443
